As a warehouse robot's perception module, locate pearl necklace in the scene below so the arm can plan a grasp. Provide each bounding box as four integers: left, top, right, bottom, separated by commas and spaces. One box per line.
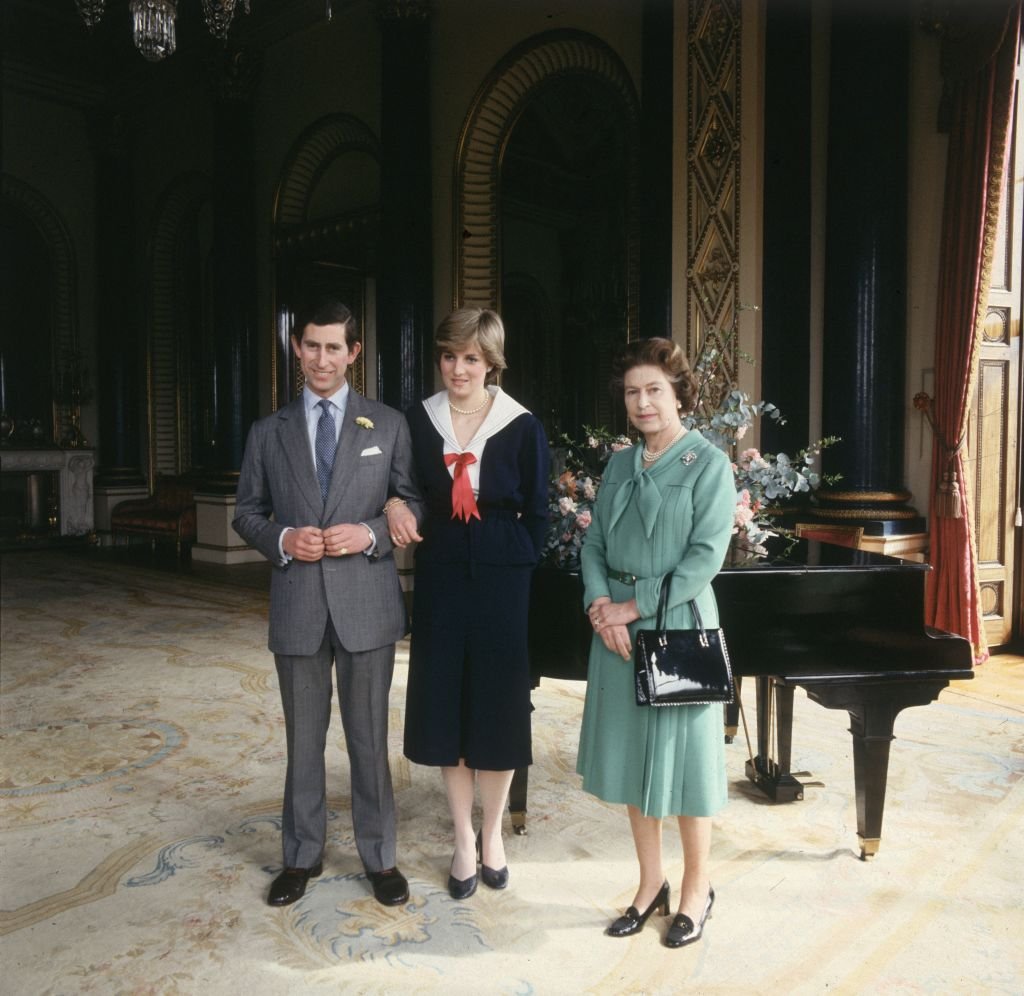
642, 424, 685, 462
449, 393, 491, 416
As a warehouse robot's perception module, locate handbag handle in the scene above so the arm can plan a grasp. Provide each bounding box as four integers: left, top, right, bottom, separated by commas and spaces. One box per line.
656, 573, 710, 649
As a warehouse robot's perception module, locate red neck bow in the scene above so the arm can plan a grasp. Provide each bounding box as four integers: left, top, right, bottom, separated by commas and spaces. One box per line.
444, 452, 481, 522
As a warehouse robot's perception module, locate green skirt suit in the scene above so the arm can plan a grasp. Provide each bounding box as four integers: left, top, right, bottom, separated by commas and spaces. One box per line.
576, 429, 736, 818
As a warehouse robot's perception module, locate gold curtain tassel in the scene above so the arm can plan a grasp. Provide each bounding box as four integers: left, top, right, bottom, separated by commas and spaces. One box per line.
935, 469, 962, 519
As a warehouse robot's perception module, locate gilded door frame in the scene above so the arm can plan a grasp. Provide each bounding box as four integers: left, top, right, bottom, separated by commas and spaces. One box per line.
452, 28, 641, 340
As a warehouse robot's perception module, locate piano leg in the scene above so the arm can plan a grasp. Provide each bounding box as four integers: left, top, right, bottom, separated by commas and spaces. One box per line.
509, 765, 529, 835
724, 677, 740, 742
802, 678, 953, 859
744, 677, 805, 802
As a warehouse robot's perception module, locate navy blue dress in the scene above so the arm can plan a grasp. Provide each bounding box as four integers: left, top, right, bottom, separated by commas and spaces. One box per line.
403, 394, 550, 771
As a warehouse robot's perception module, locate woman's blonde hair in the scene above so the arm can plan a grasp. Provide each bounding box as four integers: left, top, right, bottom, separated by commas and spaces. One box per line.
434, 308, 507, 385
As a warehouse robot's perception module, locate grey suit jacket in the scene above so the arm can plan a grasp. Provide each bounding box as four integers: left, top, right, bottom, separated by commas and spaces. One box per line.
233, 391, 423, 657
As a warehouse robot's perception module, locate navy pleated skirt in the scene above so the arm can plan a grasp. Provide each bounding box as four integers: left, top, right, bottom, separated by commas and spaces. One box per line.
403, 561, 533, 770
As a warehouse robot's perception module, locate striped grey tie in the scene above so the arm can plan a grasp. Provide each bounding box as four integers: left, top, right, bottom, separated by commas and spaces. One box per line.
314, 399, 336, 502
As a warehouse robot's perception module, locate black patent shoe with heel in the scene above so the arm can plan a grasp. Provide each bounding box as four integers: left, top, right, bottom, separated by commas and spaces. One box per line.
447, 855, 478, 900
476, 830, 510, 890
605, 881, 671, 937
664, 886, 715, 948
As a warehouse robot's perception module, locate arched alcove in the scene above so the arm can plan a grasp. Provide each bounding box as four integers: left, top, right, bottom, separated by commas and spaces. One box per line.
272, 114, 383, 406
0, 173, 79, 445
453, 30, 640, 435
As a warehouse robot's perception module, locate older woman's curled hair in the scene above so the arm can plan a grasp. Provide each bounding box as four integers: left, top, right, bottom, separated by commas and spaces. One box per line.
610, 337, 699, 414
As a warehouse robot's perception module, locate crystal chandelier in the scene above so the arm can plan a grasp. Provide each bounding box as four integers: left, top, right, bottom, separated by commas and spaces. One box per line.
130, 0, 177, 62
74, 1, 253, 63
74, 0, 106, 29
202, 0, 251, 43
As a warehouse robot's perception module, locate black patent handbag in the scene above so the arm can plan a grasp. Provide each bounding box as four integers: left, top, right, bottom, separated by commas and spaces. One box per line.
634, 573, 735, 707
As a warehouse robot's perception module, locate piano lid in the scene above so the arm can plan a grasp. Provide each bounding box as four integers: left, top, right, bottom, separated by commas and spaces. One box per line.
713, 536, 974, 677
718, 536, 931, 576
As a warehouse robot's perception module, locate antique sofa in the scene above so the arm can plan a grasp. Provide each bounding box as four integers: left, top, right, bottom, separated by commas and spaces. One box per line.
110, 474, 197, 555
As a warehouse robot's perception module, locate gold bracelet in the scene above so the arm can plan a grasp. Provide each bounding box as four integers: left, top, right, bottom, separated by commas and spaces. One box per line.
383, 497, 407, 514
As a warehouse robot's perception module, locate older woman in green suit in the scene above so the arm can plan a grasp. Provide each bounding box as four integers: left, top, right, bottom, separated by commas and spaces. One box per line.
578, 337, 735, 949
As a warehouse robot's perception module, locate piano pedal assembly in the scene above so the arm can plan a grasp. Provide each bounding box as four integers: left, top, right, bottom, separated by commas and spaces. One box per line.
736, 681, 815, 804
744, 755, 805, 802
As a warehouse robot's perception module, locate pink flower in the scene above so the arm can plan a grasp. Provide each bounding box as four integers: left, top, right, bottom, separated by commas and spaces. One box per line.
576, 510, 592, 529
734, 504, 754, 528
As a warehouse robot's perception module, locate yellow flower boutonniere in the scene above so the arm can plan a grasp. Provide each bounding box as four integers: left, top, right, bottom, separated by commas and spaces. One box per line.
355, 416, 374, 430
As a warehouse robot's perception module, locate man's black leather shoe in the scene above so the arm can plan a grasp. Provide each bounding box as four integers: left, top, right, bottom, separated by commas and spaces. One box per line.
267, 861, 323, 907
366, 866, 409, 906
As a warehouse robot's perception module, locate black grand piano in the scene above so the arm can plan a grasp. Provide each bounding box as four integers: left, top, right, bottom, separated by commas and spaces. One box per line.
515, 538, 974, 858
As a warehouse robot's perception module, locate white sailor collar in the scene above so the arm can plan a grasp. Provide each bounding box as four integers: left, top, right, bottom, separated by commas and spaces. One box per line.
423, 386, 530, 452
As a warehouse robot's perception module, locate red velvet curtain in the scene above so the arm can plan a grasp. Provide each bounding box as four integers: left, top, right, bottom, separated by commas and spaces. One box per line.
926, 1, 1021, 662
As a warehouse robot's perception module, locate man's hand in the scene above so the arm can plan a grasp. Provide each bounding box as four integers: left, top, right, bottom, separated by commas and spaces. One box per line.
283, 526, 325, 562
386, 503, 422, 548
322, 523, 371, 557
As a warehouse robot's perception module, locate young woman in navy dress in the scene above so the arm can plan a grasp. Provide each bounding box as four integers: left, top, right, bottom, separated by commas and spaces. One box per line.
390, 308, 549, 900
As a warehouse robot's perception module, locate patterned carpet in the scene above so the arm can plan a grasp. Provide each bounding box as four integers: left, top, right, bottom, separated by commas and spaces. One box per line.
1, 549, 1022, 995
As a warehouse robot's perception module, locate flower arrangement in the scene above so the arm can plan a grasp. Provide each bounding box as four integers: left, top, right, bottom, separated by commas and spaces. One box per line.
541, 325, 839, 570
687, 327, 838, 555
542, 427, 631, 570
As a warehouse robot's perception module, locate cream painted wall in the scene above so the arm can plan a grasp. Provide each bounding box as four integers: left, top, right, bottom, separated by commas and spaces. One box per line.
905, 29, 948, 515
738, 0, 765, 404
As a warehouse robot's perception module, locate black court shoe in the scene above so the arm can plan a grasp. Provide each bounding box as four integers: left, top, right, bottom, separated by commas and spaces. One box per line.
605, 881, 671, 937
448, 853, 478, 900
664, 886, 715, 948
476, 831, 509, 890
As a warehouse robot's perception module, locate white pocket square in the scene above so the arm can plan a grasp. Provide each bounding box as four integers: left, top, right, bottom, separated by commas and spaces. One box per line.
360, 446, 382, 456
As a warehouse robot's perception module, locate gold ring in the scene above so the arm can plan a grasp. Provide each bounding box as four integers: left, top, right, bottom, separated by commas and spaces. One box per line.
339, 547, 349, 556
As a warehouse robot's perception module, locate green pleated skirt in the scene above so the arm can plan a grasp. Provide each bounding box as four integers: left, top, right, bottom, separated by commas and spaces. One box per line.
576, 630, 728, 818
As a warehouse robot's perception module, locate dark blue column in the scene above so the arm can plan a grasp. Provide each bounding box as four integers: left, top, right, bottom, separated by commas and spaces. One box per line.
200, 49, 260, 491
92, 111, 145, 487
761, 0, 812, 456
819, 0, 921, 532
376, 0, 433, 411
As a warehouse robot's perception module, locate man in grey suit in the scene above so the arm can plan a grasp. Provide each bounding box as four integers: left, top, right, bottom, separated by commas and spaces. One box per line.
234, 296, 423, 908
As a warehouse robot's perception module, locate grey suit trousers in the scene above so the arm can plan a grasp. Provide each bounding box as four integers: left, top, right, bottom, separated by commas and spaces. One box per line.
275, 620, 397, 872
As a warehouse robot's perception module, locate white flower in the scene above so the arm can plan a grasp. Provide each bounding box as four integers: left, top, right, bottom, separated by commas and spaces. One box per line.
355, 416, 374, 430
